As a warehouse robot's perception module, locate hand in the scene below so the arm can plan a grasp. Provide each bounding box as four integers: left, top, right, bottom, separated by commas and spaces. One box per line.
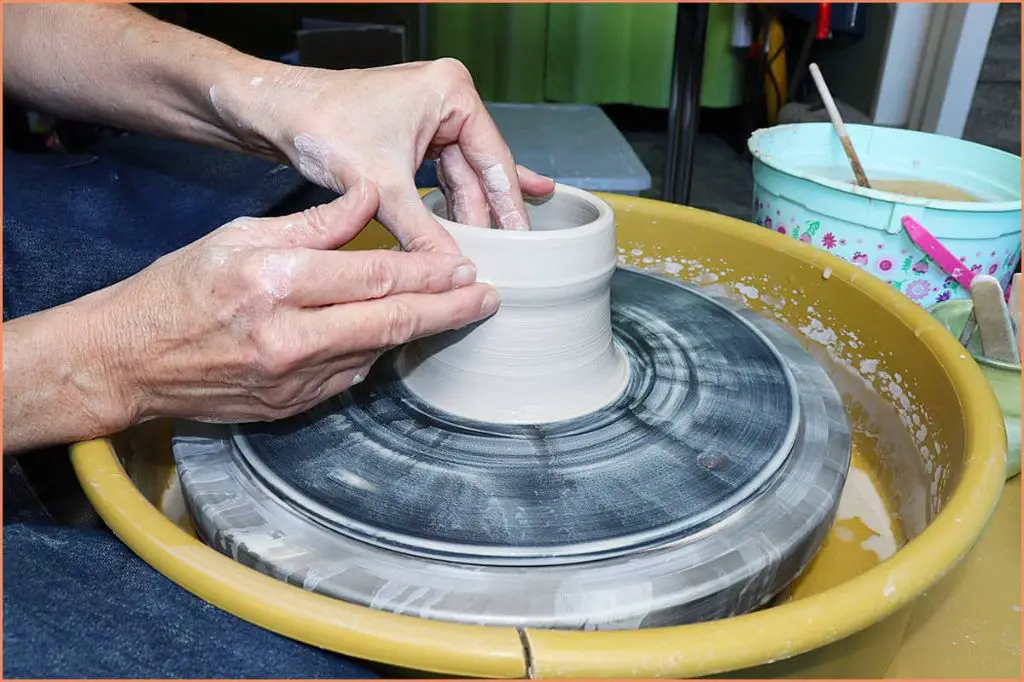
4, 7, 551, 250
217, 58, 556, 252
98, 184, 498, 424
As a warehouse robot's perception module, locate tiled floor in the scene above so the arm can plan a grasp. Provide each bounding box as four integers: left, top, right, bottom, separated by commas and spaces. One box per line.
624, 129, 754, 221
964, 3, 1021, 156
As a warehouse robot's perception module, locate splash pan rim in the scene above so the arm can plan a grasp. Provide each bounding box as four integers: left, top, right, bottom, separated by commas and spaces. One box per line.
69, 193, 1008, 679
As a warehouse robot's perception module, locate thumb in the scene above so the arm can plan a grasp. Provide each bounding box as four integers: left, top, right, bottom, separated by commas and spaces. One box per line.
223, 180, 381, 251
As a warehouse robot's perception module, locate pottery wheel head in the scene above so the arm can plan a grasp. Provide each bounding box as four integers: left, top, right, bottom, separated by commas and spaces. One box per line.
173, 263, 852, 630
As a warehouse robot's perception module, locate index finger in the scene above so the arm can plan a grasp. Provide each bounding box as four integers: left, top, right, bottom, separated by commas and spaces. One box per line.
305, 282, 500, 353
281, 248, 478, 308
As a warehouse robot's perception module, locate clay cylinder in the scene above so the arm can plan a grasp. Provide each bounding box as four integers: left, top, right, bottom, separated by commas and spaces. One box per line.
397, 184, 629, 424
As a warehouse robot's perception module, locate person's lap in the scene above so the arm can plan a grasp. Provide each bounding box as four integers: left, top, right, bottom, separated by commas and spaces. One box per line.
2, 523, 378, 678
2, 134, 317, 320
3, 136, 377, 678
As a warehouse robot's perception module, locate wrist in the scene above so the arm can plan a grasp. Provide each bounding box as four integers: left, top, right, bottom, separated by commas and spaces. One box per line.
64, 288, 145, 436
138, 23, 283, 159
204, 56, 298, 161
3, 292, 142, 453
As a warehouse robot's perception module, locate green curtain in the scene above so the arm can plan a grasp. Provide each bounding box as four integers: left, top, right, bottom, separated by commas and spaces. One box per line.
426, 3, 550, 102
428, 3, 744, 109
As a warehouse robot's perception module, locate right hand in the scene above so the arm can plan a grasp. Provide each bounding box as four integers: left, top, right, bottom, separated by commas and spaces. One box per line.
221, 58, 556, 252
99, 182, 497, 425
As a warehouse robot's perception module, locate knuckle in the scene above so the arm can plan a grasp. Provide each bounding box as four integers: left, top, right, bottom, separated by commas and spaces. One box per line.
252, 327, 298, 379
259, 384, 305, 413
201, 250, 260, 306
363, 255, 400, 299
194, 245, 235, 278
400, 233, 437, 253
213, 217, 258, 241
298, 205, 329, 234
235, 251, 268, 290
381, 300, 418, 347
248, 250, 300, 302
431, 57, 474, 86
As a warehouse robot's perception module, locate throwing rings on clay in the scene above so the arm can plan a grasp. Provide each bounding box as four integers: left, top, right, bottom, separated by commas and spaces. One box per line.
172, 187, 851, 630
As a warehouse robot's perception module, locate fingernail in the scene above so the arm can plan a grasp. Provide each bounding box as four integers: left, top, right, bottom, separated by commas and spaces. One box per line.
480, 290, 501, 317
452, 263, 477, 289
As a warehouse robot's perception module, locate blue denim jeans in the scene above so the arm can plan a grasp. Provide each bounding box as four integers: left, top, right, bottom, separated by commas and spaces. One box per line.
3, 135, 378, 678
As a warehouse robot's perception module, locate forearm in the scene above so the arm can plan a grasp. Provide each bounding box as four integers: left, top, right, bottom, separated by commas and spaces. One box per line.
2, 291, 138, 455
3, 4, 275, 155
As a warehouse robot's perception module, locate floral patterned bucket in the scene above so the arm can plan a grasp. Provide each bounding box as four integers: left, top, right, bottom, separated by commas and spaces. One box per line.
748, 124, 1021, 307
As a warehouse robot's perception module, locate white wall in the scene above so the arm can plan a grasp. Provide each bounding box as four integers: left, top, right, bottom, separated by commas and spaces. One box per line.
877, 2, 998, 138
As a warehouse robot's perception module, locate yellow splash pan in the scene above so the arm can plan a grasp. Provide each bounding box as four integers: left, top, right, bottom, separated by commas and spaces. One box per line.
71, 194, 1010, 678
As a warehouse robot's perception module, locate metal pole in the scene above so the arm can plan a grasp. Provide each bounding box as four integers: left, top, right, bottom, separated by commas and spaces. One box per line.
418, 5, 430, 61
662, 3, 709, 205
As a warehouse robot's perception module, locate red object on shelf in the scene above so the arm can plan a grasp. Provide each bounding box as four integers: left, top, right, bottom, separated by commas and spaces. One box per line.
816, 3, 831, 40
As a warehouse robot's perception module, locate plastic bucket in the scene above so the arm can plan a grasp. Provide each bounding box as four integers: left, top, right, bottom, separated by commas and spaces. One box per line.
748, 123, 1021, 307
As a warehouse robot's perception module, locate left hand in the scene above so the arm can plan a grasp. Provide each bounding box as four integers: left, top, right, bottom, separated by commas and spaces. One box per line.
217, 58, 555, 253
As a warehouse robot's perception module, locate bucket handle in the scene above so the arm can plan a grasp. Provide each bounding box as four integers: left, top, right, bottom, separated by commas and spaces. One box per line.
902, 215, 976, 290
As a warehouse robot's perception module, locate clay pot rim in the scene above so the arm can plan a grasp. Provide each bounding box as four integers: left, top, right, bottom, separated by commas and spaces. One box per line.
422, 183, 613, 241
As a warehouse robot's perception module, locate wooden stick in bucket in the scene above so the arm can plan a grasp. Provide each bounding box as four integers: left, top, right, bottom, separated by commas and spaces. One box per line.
971, 275, 1020, 364
808, 63, 872, 189
1009, 273, 1021, 354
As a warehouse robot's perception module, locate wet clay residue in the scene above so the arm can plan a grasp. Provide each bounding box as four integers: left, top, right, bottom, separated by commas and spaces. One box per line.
774, 451, 903, 604
864, 179, 981, 202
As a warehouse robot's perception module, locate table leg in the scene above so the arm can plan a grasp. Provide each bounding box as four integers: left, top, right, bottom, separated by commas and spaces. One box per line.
417, 4, 430, 61
662, 3, 709, 205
